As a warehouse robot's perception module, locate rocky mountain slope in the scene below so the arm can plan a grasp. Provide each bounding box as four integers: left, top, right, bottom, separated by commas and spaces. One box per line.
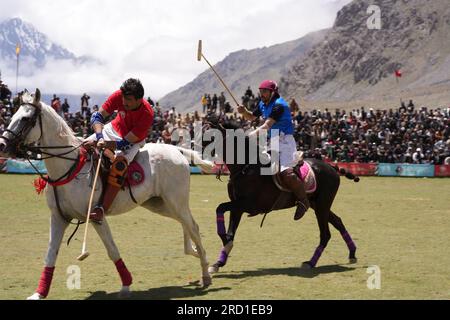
159, 29, 328, 112
281, 0, 450, 109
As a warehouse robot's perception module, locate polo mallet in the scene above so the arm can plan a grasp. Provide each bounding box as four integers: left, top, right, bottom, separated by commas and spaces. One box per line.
197, 40, 239, 105
77, 150, 103, 261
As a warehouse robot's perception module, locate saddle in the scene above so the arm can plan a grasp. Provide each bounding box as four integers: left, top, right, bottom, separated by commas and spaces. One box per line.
86, 147, 145, 190
233, 149, 316, 194
272, 152, 317, 194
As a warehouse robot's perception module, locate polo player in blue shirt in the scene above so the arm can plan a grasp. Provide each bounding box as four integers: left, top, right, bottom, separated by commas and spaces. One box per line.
237, 80, 309, 220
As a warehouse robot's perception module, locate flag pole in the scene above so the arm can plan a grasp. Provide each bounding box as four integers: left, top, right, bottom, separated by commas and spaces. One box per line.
395, 70, 402, 106
396, 76, 400, 105
16, 43, 21, 95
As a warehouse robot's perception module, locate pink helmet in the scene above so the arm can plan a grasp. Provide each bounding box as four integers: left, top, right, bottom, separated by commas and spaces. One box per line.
259, 80, 278, 92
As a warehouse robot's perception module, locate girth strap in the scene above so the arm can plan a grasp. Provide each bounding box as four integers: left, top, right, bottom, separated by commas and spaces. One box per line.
52, 186, 84, 246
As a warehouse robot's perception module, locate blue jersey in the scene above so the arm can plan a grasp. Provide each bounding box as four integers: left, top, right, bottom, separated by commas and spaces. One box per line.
257, 96, 294, 137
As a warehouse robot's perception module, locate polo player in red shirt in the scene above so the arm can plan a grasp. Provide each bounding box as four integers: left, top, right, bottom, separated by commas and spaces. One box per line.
85, 78, 154, 222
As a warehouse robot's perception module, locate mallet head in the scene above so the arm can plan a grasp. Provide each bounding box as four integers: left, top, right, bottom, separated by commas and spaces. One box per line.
77, 251, 90, 261
197, 40, 202, 61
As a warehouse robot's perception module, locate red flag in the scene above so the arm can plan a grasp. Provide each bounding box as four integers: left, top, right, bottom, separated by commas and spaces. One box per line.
395, 70, 402, 78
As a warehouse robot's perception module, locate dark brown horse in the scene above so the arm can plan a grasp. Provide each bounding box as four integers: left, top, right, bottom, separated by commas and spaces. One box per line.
203, 116, 359, 273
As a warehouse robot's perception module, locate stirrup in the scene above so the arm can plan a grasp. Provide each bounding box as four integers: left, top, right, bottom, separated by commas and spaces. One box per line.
89, 206, 104, 224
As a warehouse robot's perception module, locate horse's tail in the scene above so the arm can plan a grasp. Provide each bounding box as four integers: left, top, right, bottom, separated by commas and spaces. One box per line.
176, 147, 215, 173
331, 164, 360, 182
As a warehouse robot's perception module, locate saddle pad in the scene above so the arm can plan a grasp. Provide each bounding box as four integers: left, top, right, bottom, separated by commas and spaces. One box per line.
297, 161, 317, 194
126, 161, 145, 187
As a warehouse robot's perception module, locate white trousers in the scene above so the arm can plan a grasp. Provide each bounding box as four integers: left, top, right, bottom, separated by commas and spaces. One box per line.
86, 123, 145, 163
270, 133, 297, 172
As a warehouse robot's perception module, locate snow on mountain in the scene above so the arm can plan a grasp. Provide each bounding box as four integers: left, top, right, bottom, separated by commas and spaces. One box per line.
0, 17, 95, 67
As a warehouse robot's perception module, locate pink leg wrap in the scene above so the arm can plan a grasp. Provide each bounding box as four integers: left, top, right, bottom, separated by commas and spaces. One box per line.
37, 266, 55, 298
115, 259, 132, 286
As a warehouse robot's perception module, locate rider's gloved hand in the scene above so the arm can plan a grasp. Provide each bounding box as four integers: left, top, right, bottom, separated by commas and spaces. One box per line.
96, 138, 105, 150
97, 139, 117, 151
82, 140, 97, 151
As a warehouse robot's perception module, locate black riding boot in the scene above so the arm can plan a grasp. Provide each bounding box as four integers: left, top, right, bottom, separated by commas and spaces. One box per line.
279, 168, 310, 220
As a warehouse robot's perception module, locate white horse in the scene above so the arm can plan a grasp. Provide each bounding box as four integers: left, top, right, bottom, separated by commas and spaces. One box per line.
0, 89, 214, 299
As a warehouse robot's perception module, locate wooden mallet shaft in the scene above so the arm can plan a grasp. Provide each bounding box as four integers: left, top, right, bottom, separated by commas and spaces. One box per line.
77, 151, 103, 261
197, 40, 239, 106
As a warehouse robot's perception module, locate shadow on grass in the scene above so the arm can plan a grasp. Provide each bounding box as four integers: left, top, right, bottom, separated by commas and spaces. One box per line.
213, 264, 357, 280
85, 281, 231, 300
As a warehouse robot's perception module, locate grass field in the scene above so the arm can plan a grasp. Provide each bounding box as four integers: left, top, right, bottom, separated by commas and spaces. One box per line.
0, 174, 449, 300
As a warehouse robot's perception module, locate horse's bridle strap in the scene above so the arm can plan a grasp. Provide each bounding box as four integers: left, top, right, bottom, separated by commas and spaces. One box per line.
35, 147, 88, 186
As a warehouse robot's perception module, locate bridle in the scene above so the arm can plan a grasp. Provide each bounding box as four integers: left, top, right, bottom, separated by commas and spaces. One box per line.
202, 118, 248, 181
2, 102, 43, 155
201, 120, 225, 181
2, 99, 92, 240
2, 101, 84, 183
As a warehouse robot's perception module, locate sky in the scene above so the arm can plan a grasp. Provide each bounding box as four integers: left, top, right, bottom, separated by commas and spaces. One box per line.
0, 0, 352, 100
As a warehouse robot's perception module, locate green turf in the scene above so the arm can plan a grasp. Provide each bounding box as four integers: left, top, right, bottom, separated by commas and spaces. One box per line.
0, 174, 449, 300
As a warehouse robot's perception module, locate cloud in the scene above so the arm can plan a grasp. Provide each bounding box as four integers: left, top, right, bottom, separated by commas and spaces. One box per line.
0, 0, 352, 100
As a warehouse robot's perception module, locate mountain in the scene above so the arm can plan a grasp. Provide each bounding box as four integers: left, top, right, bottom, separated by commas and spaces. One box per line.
280, 0, 450, 109
0, 17, 95, 67
159, 29, 328, 112
0, 17, 102, 110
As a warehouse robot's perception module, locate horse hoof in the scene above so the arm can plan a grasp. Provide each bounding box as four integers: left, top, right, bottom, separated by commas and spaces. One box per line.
118, 286, 131, 299
27, 293, 44, 300
349, 257, 358, 264
190, 245, 200, 258
301, 261, 313, 270
202, 276, 212, 288
208, 265, 219, 274
187, 249, 200, 258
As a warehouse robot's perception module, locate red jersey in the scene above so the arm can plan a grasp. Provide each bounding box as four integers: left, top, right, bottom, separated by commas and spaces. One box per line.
102, 90, 154, 142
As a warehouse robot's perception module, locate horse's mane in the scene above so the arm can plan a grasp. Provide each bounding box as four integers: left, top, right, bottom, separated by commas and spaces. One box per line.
40, 101, 81, 146
221, 119, 241, 130
205, 113, 241, 131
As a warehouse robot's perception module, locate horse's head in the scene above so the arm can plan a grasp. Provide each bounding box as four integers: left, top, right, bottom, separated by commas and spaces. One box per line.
203, 113, 241, 130
202, 113, 222, 130
200, 113, 260, 167
200, 113, 240, 149
0, 89, 43, 157
198, 113, 223, 152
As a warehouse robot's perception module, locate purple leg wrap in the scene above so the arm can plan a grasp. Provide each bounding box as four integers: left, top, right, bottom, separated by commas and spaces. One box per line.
216, 212, 226, 235
341, 231, 356, 251
309, 245, 325, 267
218, 249, 229, 265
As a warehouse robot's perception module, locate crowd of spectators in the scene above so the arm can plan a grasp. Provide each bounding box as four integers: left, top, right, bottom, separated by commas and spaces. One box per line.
141, 89, 450, 165
1, 80, 449, 165
201, 92, 233, 114
291, 102, 450, 165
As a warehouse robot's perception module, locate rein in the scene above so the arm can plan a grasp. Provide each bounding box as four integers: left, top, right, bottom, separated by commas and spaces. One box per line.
23, 144, 82, 161
27, 147, 86, 185
7, 101, 85, 181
